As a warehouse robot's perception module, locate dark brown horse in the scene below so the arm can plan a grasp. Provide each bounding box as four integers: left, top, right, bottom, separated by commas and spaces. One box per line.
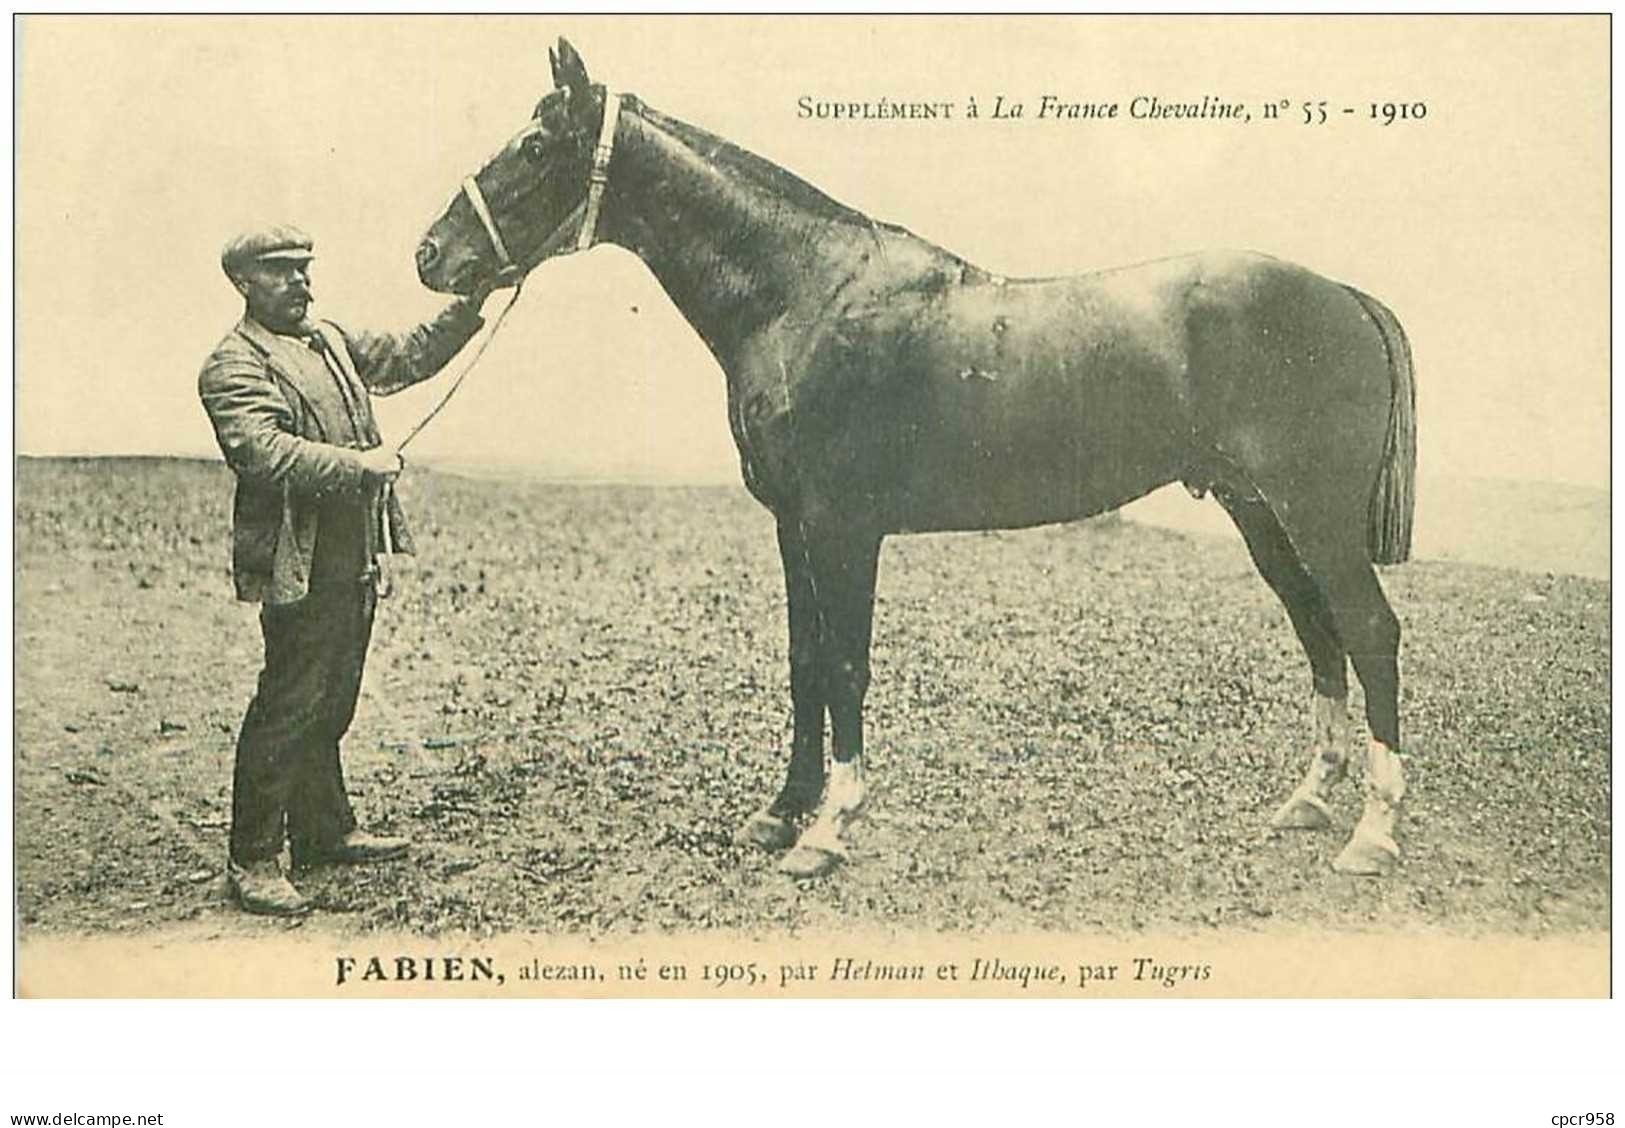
416, 40, 1417, 879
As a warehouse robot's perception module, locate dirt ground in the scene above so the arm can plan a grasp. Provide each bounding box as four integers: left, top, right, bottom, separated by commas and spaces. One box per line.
13, 458, 1611, 941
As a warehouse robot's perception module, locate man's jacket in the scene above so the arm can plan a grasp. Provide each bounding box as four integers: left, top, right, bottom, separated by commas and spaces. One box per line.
199, 302, 484, 604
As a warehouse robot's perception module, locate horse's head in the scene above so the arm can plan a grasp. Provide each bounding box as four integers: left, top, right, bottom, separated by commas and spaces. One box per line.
417, 38, 611, 295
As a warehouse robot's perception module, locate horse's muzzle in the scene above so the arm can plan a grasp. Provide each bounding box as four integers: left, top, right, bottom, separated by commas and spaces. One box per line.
414, 236, 467, 295
415, 237, 444, 279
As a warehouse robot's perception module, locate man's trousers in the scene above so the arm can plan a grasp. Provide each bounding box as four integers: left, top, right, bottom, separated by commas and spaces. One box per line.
229, 579, 376, 865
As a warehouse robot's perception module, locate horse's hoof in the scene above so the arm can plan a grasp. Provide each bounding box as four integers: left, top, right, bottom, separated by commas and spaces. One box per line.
1269, 790, 1333, 831
738, 810, 797, 852
1332, 832, 1400, 876
779, 843, 843, 879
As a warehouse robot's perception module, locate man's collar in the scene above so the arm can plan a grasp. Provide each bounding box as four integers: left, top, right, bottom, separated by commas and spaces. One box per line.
237, 313, 323, 353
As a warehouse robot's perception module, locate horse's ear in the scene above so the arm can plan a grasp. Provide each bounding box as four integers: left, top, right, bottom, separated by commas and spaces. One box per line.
554, 37, 591, 102
548, 44, 560, 86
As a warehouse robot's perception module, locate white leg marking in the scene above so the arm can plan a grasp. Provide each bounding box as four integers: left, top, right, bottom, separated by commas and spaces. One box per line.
781, 759, 865, 874
1311, 692, 1352, 759
1333, 738, 1406, 875
1269, 691, 1349, 830
824, 758, 866, 819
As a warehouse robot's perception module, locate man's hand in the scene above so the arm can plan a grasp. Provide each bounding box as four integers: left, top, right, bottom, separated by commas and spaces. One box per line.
357, 446, 403, 481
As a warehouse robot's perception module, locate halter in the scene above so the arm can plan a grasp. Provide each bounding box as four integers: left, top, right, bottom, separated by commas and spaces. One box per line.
461, 174, 514, 271
458, 89, 622, 272
403, 88, 625, 465
576, 90, 622, 251
380, 91, 628, 593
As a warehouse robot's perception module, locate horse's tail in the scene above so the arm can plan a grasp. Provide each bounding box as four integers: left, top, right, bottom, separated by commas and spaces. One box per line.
1344, 287, 1417, 565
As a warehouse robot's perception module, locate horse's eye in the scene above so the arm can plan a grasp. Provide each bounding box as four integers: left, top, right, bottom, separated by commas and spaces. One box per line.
521, 134, 548, 163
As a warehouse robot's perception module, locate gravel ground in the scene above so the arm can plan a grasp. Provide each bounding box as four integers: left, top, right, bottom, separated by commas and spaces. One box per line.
14, 458, 1610, 940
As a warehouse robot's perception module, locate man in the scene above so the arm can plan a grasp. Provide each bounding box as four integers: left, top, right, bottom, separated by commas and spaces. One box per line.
199, 224, 501, 915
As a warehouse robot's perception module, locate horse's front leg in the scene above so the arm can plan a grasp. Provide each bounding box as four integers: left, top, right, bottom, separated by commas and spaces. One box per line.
780, 527, 883, 878
738, 520, 829, 851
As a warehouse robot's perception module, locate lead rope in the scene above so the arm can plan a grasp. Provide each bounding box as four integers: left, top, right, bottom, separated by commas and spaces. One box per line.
375, 88, 622, 598
375, 282, 525, 598
396, 281, 528, 457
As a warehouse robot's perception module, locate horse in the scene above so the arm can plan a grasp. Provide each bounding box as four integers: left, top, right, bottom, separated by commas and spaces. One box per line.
415, 39, 1417, 880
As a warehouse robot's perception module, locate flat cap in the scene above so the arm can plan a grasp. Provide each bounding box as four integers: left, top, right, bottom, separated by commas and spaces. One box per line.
221, 224, 315, 278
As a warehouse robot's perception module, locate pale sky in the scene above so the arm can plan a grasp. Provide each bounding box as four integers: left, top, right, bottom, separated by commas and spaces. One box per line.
15, 15, 1610, 487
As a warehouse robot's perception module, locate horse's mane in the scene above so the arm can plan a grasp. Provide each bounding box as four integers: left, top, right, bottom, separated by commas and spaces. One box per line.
633, 98, 898, 232
612, 93, 979, 280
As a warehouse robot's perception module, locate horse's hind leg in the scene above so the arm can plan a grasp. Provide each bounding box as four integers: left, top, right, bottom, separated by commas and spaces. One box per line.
1278, 513, 1406, 876
1219, 492, 1352, 830
1317, 558, 1405, 876
738, 520, 829, 851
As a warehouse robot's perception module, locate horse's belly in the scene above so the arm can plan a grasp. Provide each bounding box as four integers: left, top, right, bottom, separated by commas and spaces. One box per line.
860, 362, 1187, 533
752, 263, 1200, 530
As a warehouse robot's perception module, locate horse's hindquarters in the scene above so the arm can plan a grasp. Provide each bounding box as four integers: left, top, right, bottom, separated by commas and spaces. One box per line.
1183, 259, 1395, 513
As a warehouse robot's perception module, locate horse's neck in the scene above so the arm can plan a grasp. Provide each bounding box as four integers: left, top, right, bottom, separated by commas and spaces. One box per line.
599, 108, 860, 366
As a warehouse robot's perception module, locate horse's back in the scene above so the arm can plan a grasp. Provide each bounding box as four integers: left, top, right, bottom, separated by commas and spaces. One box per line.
742, 242, 1397, 535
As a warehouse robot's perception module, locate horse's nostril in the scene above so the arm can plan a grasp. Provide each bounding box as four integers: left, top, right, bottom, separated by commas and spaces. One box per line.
416, 239, 440, 271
